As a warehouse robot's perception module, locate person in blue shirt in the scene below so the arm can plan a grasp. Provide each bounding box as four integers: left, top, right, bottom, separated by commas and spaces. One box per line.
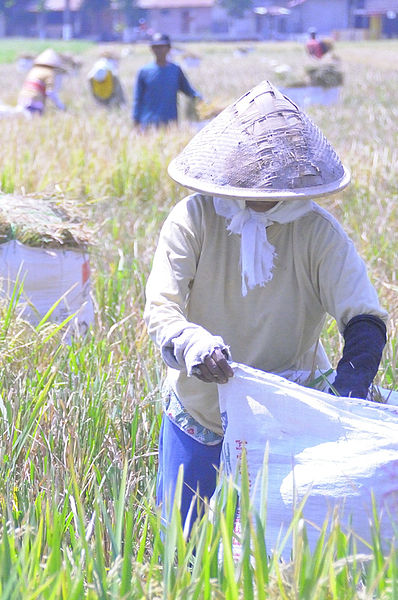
132, 32, 201, 128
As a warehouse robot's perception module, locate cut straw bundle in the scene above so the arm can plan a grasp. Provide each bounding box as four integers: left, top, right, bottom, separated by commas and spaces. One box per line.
276, 59, 343, 90
0, 193, 93, 248
305, 62, 344, 88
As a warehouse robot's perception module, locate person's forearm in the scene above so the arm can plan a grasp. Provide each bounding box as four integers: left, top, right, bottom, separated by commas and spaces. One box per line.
331, 314, 387, 399
46, 90, 65, 110
144, 297, 229, 374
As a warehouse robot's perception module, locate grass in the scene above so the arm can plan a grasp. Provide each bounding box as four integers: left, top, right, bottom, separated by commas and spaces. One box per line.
0, 38, 396, 597
0, 38, 94, 63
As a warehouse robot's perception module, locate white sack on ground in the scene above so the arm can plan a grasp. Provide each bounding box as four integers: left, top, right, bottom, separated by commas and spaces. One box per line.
0, 240, 94, 336
219, 363, 398, 556
0, 104, 30, 119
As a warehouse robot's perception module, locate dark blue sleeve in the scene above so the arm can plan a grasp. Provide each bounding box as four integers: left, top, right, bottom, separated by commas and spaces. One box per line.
132, 70, 145, 122
330, 314, 387, 399
177, 66, 200, 99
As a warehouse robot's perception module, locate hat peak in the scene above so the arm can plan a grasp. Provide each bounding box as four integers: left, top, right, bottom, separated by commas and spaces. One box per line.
168, 80, 350, 200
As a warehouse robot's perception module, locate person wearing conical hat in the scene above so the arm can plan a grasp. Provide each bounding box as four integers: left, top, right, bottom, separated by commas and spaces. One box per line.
132, 32, 201, 128
88, 50, 126, 108
144, 81, 388, 529
17, 48, 67, 115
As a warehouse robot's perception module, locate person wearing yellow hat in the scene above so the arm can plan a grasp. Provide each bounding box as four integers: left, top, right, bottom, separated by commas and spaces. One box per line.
17, 48, 67, 115
144, 81, 388, 529
132, 32, 201, 128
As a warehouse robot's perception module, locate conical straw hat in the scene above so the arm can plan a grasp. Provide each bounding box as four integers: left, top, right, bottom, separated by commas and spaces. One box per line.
34, 48, 66, 71
168, 80, 350, 200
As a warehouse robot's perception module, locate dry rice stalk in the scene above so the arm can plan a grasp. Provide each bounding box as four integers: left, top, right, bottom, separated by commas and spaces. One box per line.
194, 99, 228, 121
0, 193, 93, 248
276, 58, 343, 89
305, 61, 344, 88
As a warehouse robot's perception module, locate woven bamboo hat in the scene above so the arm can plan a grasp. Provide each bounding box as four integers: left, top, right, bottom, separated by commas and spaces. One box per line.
34, 48, 66, 71
168, 80, 350, 200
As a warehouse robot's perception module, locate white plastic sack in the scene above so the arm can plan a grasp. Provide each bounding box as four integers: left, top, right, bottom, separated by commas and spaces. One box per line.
0, 240, 94, 336
280, 86, 341, 107
0, 104, 30, 119
219, 363, 398, 556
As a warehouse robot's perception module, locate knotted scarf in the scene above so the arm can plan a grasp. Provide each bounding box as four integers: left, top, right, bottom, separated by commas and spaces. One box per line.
213, 196, 314, 296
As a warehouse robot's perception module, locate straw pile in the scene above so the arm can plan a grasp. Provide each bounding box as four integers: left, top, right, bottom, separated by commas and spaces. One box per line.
195, 99, 228, 121
305, 62, 344, 87
184, 98, 227, 122
275, 59, 343, 89
0, 194, 93, 248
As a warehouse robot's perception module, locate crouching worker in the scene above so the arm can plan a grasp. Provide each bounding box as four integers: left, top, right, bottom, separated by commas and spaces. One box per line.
144, 80, 388, 531
88, 51, 126, 108
18, 48, 67, 115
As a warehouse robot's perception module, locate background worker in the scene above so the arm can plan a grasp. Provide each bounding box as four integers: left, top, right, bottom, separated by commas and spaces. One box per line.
144, 81, 388, 529
88, 50, 126, 108
17, 48, 67, 115
306, 28, 334, 59
132, 32, 201, 128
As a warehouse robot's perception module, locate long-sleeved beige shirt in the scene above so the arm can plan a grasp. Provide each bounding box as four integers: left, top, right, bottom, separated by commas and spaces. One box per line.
144, 194, 387, 435
18, 65, 64, 111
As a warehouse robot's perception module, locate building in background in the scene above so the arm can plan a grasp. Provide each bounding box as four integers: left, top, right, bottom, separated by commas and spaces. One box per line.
4, 0, 117, 40
1, 0, 397, 41
125, 0, 398, 41
135, 0, 213, 39
353, 0, 398, 38
132, 0, 353, 40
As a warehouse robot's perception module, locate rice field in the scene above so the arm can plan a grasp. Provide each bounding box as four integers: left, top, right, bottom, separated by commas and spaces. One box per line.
0, 38, 397, 598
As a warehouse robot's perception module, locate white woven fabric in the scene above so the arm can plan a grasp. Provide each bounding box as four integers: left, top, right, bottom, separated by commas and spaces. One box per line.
219, 362, 398, 556
0, 240, 94, 339
213, 197, 313, 296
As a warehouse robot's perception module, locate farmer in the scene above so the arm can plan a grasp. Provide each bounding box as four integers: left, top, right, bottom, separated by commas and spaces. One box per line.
306, 28, 333, 59
17, 48, 67, 115
88, 50, 126, 108
132, 32, 201, 128
144, 81, 388, 528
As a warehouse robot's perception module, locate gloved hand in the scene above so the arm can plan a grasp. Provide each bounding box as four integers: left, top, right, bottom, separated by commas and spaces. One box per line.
193, 347, 234, 384
330, 314, 386, 399
161, 324, 231, 378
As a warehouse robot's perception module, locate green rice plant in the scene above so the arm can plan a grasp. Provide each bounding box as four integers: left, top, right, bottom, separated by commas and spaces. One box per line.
0, 436, 395, 598
0, 162, 15, 194
146, 452, 398, 600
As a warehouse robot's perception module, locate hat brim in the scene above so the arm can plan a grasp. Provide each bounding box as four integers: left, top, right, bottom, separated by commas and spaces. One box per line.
34, 61, 67, 72
149, 38, 171, 46
168, 161, 351, 200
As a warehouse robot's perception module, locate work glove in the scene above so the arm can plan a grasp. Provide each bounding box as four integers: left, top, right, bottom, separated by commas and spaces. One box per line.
331, 314, 386, 399
161, 324, 231, 376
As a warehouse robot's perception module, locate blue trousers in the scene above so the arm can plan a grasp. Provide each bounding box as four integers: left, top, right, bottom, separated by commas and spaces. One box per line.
157, 415, 222, 528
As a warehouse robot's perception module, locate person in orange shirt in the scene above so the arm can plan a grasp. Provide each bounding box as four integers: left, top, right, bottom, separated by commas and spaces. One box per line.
18, 48, 67, 115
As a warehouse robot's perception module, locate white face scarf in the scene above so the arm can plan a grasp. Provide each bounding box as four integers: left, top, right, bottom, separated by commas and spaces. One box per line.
213, 196, 314, 296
